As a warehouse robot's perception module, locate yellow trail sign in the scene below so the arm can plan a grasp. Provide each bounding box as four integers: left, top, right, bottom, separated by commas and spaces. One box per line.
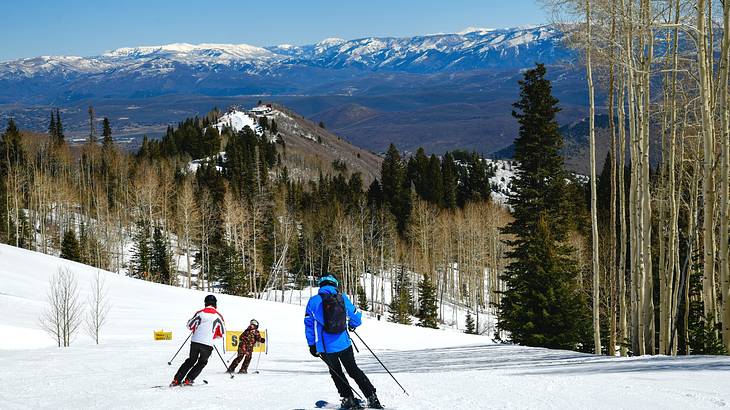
154, 330, 173, 340
225, 329, 267, 353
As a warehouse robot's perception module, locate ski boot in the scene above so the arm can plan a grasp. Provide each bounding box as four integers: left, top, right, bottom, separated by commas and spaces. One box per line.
367, 394, 383, 409
341, 397, 364, 410
238, 369, 247, 374
182, 378, 194, 386
169, 378, 180, 387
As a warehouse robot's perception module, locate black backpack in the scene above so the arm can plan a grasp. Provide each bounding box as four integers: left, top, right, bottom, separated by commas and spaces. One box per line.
321, 293, 347, 334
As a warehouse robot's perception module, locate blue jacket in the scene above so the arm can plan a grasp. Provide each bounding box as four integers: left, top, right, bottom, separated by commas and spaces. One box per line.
304, 285, 362, 353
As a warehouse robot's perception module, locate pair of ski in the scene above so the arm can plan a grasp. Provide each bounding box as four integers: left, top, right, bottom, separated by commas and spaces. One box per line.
227, 370, 260, 375
314, 399, 388, 409
150, 380, 208, 389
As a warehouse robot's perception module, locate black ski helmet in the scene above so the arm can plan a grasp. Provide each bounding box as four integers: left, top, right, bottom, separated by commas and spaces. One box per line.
250, 319, 259, 328
204, 294, 217, 307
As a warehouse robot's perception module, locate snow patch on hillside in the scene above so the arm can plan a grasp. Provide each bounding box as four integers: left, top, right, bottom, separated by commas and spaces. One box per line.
213, 110, 263, 135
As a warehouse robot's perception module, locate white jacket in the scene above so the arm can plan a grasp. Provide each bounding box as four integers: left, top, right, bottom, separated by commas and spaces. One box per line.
187, 306, 225, 347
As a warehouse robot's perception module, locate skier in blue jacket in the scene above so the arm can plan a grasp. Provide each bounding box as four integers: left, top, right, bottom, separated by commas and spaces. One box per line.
304, 275, 382, 410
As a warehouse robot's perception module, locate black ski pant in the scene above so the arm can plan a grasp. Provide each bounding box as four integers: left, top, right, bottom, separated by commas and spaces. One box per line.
320, 346, 375, 399
174, 341, 213, 382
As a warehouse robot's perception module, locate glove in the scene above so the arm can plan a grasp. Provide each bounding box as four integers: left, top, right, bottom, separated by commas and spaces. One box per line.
348, 325, 356, 332
260, 338, 265, 343
309, 345, 319, 357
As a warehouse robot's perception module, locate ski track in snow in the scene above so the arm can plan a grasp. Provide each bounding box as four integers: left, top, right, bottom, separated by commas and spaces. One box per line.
1, 244, 730, 409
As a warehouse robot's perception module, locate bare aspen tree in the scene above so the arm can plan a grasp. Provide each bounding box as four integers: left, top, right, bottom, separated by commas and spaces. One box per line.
86, 271, 111, 344
697, 0, 719, 327
176, 178, 198, 289
719, 0, 730, 353
40, 268, 83, 347
584, 0, 602, 355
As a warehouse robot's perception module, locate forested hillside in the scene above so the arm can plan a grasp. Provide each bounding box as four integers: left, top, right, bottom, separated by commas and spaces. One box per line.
0, 103, 509, 335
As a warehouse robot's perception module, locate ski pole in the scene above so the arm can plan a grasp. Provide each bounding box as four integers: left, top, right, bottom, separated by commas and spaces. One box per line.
214, 345, 235, 379
254, 350, 262, 372
346, 328, 360, 353
168, 332, 192, 365
351, 329, 409, 396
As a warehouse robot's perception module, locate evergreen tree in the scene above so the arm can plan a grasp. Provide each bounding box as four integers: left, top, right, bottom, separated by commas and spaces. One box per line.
2, 119, 23, 166
357, 285, 369, 311
151, 226, 172, 284
102, 117, 113, 149
407, 147, 429, 199
48, 111, 56, 142
55, 109, 65, 146
271, 119, 278, 134
424, 154, 444, 205
212, 243, 248, 295
417, 275, 439, 328
388, 266, 413, 324
367, 179, 384, 208
48, 109, 65, 146
60, 230, 81, 262
465, 311, 476, 334
381, 144, 410, 233
78, 223, 91, 265
129, 222, 151, 279
687, 249, 727, 354
441, 152, 458, 209
498, 64, 590, 350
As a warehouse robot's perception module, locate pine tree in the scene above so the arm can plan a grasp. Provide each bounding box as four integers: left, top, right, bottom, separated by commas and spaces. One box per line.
55, 109, 64, 145
2, 119, 23, 165
381, 144, 410, 233
48, 111, 56, 142
357, 285, 369, 311
151, 226, 172, 284
388, 266, 413, 324
60, 230, 81, 262
102, 117, 113, 149
498, 64, 590, 350
465, 311, 476, 334
417, 275, 439, 328
425, 154, 443, 205
441, 152, 458, 209
271, 119, 278, 134
129, 222, 151, 279
367, 179, 384, 208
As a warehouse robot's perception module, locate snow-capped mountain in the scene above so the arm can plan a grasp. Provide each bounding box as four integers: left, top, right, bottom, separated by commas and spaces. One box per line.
0, 25, 583, 160
0, 25, 568, 94
267, 25, 565, 71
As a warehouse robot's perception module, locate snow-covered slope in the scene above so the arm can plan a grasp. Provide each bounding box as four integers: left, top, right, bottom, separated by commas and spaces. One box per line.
212, 109, 263, 136
2, 244, 730, 409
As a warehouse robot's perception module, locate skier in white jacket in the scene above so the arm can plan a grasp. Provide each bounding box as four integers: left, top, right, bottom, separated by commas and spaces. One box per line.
171, 295, 225, 386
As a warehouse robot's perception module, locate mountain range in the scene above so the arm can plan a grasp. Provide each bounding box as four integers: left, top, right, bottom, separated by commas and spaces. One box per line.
0, 25, 594, 164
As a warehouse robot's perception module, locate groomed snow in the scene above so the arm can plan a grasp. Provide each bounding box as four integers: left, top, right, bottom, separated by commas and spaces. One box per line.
1, 244, 730, 409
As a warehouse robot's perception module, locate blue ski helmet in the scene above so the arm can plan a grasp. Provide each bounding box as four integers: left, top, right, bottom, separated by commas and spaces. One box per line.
318, 275, 339, 288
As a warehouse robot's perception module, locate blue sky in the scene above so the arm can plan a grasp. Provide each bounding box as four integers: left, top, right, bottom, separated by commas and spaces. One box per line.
1, 0, 546, 61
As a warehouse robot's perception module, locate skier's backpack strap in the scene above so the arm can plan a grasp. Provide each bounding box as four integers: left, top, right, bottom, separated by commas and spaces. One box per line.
321, 293, 347, 334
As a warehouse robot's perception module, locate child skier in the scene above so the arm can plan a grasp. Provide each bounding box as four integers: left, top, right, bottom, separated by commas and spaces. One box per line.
170, 294, 225, 386
304, 275, 382, 410
227, 319, 265, 374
